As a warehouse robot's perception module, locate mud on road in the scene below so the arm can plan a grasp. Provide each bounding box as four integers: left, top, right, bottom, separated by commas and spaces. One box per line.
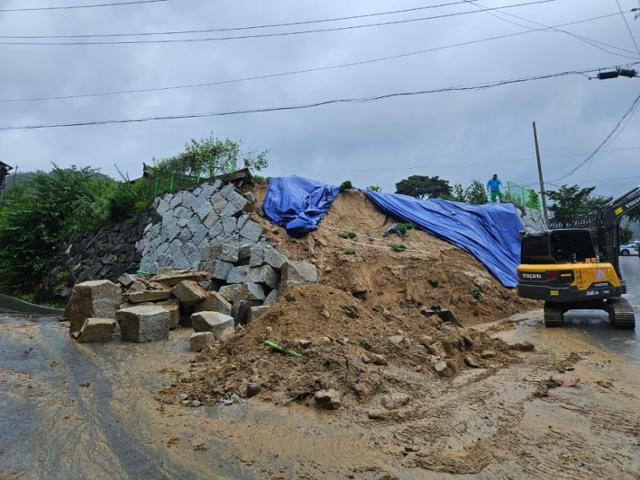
1, 309, 639, 480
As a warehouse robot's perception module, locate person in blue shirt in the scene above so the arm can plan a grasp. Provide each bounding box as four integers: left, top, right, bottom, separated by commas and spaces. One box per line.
487, 174, 503, 203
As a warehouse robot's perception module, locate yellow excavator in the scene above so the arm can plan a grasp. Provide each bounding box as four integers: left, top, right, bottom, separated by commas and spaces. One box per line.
517, 186, 639, 329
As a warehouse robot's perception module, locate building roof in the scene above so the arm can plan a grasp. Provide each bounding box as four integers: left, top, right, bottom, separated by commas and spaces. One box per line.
0, 161, 12, 171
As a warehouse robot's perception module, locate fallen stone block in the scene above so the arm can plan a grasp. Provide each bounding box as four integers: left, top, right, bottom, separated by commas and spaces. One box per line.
193, 292, 232, 315
124, 288, 172, 304
381, 392, 411, 410
248, 265, 279, 289
155, 299, 181, 329
231, 300, 261, 325
263, 289, 279, 306
117, 273, 137, 288
219, 283, 265, 303
191, 311, 235, 340
263, 245, 287, 269
64, 280, 122, 335
127, 280, 147, 293
172, 280, 208, 308
281, 260, 318, 289
227, 265, 250, 284
74, 318, 116, 343
248, 306, 270, 323
116, 305, 171, 343
150, 270, 209, 287
190, 332, 215, 352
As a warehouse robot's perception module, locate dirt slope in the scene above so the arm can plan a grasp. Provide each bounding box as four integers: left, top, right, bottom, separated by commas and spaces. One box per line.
162, 187, 538, 412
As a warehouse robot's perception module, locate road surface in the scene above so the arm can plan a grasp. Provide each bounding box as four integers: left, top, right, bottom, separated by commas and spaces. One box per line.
560, 256, 639, 362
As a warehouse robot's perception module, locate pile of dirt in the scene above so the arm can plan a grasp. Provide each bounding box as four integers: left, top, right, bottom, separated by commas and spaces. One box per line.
160, 187, 538, 412
254, 187, 536, 327
160, 283, 524, 412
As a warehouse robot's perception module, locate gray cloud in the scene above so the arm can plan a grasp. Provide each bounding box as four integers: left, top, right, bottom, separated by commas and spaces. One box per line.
0, 0, 638, 197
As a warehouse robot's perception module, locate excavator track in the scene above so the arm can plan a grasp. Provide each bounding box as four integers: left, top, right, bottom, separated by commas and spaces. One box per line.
543, 302, 564, 327
608, 298, 636, 330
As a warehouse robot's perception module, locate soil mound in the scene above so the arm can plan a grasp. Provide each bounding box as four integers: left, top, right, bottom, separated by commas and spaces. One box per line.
161, 188, 537, 411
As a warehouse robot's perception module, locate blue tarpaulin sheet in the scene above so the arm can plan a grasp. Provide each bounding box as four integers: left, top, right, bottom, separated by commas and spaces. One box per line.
364, 191, 523, 287
263, 176, 340, 237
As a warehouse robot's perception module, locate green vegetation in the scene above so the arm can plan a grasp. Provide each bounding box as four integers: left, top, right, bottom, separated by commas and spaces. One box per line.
344, 250, 357, 256
427, 278, 439, 288
470, 288, 482, 300
449, 180, 488, 204
546, 185, 611, 228
395, 175, 451, 199
0, 135, 268, 295
338, 231, 357, 240
366, 185, 381, 192
339, 180, 354, 191
391, 243, 407, 253
394, 223, 416, 237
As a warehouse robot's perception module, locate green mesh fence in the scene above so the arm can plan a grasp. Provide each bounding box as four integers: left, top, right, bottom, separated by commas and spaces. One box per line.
505, 181, 542, 211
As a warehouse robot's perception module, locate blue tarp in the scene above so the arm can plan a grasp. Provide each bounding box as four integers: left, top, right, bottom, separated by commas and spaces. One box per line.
363, 191, 523, 287
263, 176, 340, 237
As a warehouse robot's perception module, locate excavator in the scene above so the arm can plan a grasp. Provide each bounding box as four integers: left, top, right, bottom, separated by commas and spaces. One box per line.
517, 185, 640, 329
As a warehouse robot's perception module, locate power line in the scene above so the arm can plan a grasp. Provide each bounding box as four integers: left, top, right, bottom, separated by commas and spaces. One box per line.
0, 0, 506, 38
463, 0, 639, 59
0, 0, 557, 45
0, 0, 171, 13
0, 12, 624, 104
552, 90, 640, 182
615, 0, 640, 54
264, 145, 640, 174
0, 63, 635, 131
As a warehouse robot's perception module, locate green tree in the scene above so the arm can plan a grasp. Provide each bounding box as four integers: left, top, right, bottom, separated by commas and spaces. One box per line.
395, 175, 451, 199
366, 185, 382, 192
525, 190, 541, 210
0, 166, 115, 293
465, 180, 489, 204
450, 183, 466, 202
546, 185, 597, 227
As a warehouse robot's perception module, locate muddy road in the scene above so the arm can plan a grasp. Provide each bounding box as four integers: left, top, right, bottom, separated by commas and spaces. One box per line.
1, 263, 639, 479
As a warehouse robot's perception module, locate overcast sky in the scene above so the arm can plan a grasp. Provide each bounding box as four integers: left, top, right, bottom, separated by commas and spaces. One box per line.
0, 0, 639, 197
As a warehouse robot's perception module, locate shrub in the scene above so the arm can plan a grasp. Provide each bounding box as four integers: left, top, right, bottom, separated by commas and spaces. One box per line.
470, 288, 482, 300
427, 278, 439, 288
338, 231, 357, 240
0, 166, 115, 293
367, 185, 381, 192
344, 250, 357, 256
394, 223, 416, 236
391, 243, 406, 253
339, 180, 354, 192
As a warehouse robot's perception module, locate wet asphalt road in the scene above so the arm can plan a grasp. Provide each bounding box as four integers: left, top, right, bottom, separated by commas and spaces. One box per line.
561, 256, 640, 363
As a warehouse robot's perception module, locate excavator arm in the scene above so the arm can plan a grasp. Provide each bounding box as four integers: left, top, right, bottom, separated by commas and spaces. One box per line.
596, 185, 640, 276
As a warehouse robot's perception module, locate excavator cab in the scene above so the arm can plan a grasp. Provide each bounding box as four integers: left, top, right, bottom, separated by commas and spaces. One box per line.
517, 186, 639, 330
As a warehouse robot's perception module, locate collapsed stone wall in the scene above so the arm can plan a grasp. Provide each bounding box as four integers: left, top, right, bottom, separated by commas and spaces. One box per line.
40, 210, 158, 301
137, 180, 264, 274
518, 206, 547, 232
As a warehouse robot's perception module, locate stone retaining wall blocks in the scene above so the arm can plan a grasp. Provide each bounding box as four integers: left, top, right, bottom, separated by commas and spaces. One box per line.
193, 292, 232, 315
74, 318, 117, 343
191, 311, 235, 339
64, 280, 122, 335
116, 305, 171, 343
281, 260, 318, 289
172, 280, 208, 307
219, 283, 265, 303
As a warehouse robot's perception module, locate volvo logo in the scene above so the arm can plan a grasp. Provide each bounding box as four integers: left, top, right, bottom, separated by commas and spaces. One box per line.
521, 273, 543, 280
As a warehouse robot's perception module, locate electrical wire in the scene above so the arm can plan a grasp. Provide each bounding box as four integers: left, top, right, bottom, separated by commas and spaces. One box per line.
615, 0, 640, 54
552, 91, 640, 182
263, 145, 640, 174
0, 0, 171, 13
0, 62, 635, 131
0, 0, 557, 45
0, 12, 624, 104
0, 0, 511, 38
463, 0, 639, 59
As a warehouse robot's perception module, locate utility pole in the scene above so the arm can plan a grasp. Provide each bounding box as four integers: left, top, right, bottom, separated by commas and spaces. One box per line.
532, 122, 549, 227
